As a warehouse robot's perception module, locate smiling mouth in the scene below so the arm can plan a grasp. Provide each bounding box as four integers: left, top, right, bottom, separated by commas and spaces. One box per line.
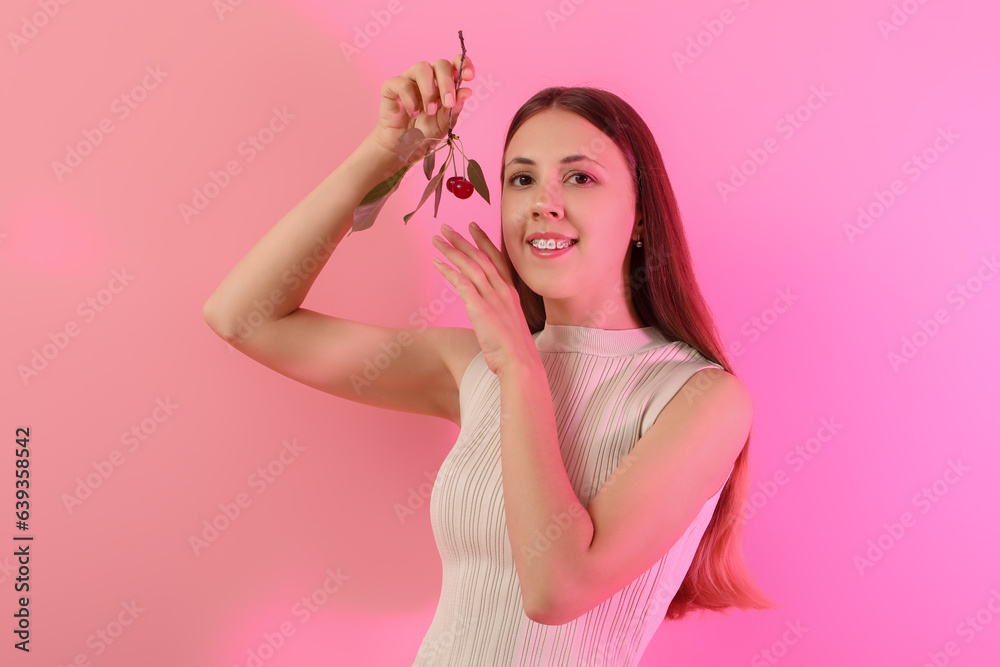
527, 239, 578, 250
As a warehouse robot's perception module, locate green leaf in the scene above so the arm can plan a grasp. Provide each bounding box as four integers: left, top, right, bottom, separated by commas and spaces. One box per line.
358, 163, 411, 207
353, 164, 411, 232
403, 160, 449, 224
467, 159, 490, 205
423, 147, 435, 180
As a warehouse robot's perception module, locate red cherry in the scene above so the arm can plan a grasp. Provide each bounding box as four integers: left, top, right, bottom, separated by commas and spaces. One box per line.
453, 178, 474, 199
446, 176, 461, 193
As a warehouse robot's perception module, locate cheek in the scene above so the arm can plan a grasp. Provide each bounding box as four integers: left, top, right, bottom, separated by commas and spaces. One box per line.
501, 217, 521, 249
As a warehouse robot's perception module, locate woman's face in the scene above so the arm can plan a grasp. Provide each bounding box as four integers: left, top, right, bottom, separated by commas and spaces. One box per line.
501, 108, 643, 327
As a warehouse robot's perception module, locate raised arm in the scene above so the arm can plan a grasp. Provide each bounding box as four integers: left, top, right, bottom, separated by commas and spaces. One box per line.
202, 55, 481, 424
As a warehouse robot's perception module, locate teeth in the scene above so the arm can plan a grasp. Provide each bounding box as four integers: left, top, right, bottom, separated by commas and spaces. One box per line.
530, 238, 576, 250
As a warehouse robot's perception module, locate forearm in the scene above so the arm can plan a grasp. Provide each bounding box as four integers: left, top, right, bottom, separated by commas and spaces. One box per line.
203, 129, 407, 340
498, 360, 594, 618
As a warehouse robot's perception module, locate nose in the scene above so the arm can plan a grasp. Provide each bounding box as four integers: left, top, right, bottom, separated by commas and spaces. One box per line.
531, 179, 563, 219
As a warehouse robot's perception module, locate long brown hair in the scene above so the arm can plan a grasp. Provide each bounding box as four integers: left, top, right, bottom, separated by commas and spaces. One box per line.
497, 86, 778, 621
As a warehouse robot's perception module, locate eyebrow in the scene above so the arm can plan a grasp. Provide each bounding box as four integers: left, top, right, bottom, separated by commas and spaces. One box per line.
504, 155, 604, 171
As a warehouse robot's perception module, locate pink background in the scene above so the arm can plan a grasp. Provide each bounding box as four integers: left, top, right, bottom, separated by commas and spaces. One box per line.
3, 0, 999, 665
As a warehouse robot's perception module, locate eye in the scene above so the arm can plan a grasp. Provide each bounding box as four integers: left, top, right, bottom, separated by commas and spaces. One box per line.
506, 172, 595, 187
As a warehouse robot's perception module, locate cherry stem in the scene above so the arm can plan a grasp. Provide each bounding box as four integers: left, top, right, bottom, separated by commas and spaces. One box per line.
447, 30, 466, 144
413, 140, 450, 168
451, 135, 469, 166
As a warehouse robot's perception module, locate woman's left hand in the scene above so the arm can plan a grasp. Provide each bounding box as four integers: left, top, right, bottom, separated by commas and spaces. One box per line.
431, 222, 538, 378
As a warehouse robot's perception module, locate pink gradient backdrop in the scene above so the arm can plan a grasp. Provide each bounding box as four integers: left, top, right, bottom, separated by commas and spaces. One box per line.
2, 0, 998, 665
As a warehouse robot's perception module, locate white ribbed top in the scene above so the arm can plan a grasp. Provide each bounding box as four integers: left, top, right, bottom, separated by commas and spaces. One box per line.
413, 322, 732, 666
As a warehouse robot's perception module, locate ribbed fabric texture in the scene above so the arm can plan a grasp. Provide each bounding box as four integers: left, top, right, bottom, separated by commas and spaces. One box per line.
413, 322, 733, 666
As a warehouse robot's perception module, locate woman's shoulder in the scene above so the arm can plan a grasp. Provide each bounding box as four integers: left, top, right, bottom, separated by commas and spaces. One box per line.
653, 336, 724, 370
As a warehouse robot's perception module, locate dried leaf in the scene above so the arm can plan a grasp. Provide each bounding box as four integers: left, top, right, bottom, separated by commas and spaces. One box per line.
396, 128, 440, 165
432, 170, 445, 217
467, 159, 490, 205
395, 128, 426, 163
353, 191, 394, 233
404, 161, 448, 224
423, 147, 435, 180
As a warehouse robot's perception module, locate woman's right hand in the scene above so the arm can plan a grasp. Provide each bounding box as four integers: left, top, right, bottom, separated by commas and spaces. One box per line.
370, 54, 476, 160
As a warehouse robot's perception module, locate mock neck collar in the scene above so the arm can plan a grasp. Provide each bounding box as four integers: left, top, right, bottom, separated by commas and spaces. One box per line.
533, 321, 670, 356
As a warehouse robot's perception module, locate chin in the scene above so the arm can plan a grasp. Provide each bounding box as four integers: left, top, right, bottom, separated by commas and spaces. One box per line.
520, 275, 579, 300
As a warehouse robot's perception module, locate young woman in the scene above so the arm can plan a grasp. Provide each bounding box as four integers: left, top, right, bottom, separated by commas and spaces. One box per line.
204, 53, 776, 666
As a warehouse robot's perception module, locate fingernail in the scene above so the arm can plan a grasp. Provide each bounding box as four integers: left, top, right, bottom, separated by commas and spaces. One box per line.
442, 223, 453, 232
445, 93, 454, 107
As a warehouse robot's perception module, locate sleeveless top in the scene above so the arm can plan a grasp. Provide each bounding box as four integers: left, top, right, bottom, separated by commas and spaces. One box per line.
413, 322, 733, 666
